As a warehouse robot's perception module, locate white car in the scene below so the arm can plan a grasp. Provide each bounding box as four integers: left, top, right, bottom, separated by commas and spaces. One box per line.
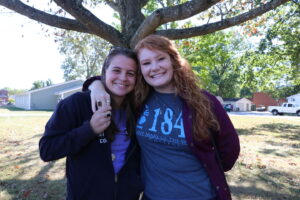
268, 103, 300, 116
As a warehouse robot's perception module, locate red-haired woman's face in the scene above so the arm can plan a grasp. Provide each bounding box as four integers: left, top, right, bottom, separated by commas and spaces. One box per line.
138, 48, 175, 93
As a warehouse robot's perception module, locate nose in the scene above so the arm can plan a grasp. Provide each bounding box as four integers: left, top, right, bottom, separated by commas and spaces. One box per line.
119, 72, 127, 81
151, 61, 160, 72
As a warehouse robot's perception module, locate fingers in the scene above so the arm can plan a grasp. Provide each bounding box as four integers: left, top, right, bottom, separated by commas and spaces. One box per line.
105, 110, 111, 118
90, 105, 112, 134
90, 89, 110, 112
105, 97, 110, 106
95, 94, 111, 111
91, 95, 97, 113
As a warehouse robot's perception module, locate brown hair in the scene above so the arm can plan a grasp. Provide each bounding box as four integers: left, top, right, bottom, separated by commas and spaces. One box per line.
101, 46, 138, 141
134, 35, 219, 141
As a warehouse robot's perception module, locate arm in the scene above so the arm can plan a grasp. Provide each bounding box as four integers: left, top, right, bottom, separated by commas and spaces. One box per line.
205, 92, 240, 171
82, 76, 101, 92
39, 95, 111, 162
82, 76, 110, 113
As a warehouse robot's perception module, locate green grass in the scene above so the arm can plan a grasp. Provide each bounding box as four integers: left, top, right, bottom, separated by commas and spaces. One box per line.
0, 113, 299, 200
0, 106, 53, 114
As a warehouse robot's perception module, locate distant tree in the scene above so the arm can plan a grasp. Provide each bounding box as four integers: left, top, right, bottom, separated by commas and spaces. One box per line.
239, 87, 253, 98
31, 81, 45, 90
269, 84, 300, 99
8, 98, 15, 104
45, 79, 53, 86
237, 2, 300, 98
259, 2, 300, 86
58, 31, 110, 81
178, 31, 243, 98
1, 87, 27, 95
30, 79, 53, 90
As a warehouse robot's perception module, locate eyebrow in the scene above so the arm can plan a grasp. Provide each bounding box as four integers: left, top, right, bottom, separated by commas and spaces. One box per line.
139, 59, 149, 62
110, 66, 122, 69
140, 53, 166, 61
111, 66, 136, 72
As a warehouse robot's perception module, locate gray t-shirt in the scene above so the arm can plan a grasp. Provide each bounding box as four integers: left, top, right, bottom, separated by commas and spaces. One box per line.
136, 91, 216, 200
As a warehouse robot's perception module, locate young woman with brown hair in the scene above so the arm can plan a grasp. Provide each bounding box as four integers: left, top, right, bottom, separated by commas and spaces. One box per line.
40, 47, 143, 200
83, 35, 240, 200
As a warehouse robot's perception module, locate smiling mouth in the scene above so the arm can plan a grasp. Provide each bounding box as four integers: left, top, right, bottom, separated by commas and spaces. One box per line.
151, 73, 165, 79
114, 83, 128, 88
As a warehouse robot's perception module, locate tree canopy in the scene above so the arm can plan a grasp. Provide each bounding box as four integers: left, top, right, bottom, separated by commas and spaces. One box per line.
0, 0, 291, 47
178, 31, 243, 98
57, 31, 110, 80
30, 79, 53, 90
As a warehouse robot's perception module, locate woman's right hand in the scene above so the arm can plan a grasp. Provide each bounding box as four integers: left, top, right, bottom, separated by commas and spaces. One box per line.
90, 105, 112, 134
89, 80, 110, 112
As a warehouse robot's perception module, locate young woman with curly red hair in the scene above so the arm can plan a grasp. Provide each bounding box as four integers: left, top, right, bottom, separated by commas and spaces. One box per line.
83, 35, 240, 200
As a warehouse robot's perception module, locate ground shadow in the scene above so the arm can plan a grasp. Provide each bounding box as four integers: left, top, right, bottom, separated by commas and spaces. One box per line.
0, 131, 65, 200
0, 162, 66, 200
258, 123, 300, 140
229, 168, 300, 200
235, 128, 264, 136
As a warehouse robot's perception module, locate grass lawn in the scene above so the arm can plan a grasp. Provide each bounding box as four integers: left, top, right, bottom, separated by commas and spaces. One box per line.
0, 110, 299, 200
228, 116, 300, 200
0, 106, 53, 114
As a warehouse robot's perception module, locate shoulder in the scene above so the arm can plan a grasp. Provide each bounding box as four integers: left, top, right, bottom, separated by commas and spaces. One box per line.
63, 91, 90, 102
49, 91, 92, 123
201, 90, 219, 105
82, 76, 102, 91
57, 91, 91, 110
201, 89, 215, 99
200, 90, 226, 116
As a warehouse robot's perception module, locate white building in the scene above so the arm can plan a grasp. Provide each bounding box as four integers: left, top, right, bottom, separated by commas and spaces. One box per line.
223, 98, 252, 112
287, 93, 300, 105
13, 80, 84, 110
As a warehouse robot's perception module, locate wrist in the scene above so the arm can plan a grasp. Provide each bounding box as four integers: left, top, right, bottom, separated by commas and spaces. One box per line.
88, 80, 102, 91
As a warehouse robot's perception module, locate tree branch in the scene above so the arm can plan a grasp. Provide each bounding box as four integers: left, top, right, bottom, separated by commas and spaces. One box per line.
54, 0, 124, 46
140, 0, 150, 8
104, 0, 119, 12
0, 0, 91, 33
156, 0, 290, 40
130, 0, 220, 47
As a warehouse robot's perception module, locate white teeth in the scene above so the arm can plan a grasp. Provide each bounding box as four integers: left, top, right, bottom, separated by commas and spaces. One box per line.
152, 73, 163, 78
115, 83, 127, 87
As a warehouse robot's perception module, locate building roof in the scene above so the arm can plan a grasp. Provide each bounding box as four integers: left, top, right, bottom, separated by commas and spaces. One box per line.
0, 90, 8, 96
15, 80, 84, 96
287, 93, 300, 98
223, 98, 242, 102
54, 86, 82, 95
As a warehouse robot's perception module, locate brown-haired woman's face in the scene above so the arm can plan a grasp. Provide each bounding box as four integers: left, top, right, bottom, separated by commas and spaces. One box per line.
138, 48, 175, 93
105, 55, 137, 102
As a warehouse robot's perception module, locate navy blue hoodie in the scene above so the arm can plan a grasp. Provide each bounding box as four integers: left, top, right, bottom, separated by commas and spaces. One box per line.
39, 92, 143, 200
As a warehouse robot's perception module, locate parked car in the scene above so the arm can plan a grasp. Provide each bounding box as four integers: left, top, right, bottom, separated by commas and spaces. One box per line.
268, 102, 300, 116
224, 104, 233, 112
256, 105, 266, 111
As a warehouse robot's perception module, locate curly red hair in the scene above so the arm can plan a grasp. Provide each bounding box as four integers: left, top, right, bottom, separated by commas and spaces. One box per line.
134, 35, 219, 141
